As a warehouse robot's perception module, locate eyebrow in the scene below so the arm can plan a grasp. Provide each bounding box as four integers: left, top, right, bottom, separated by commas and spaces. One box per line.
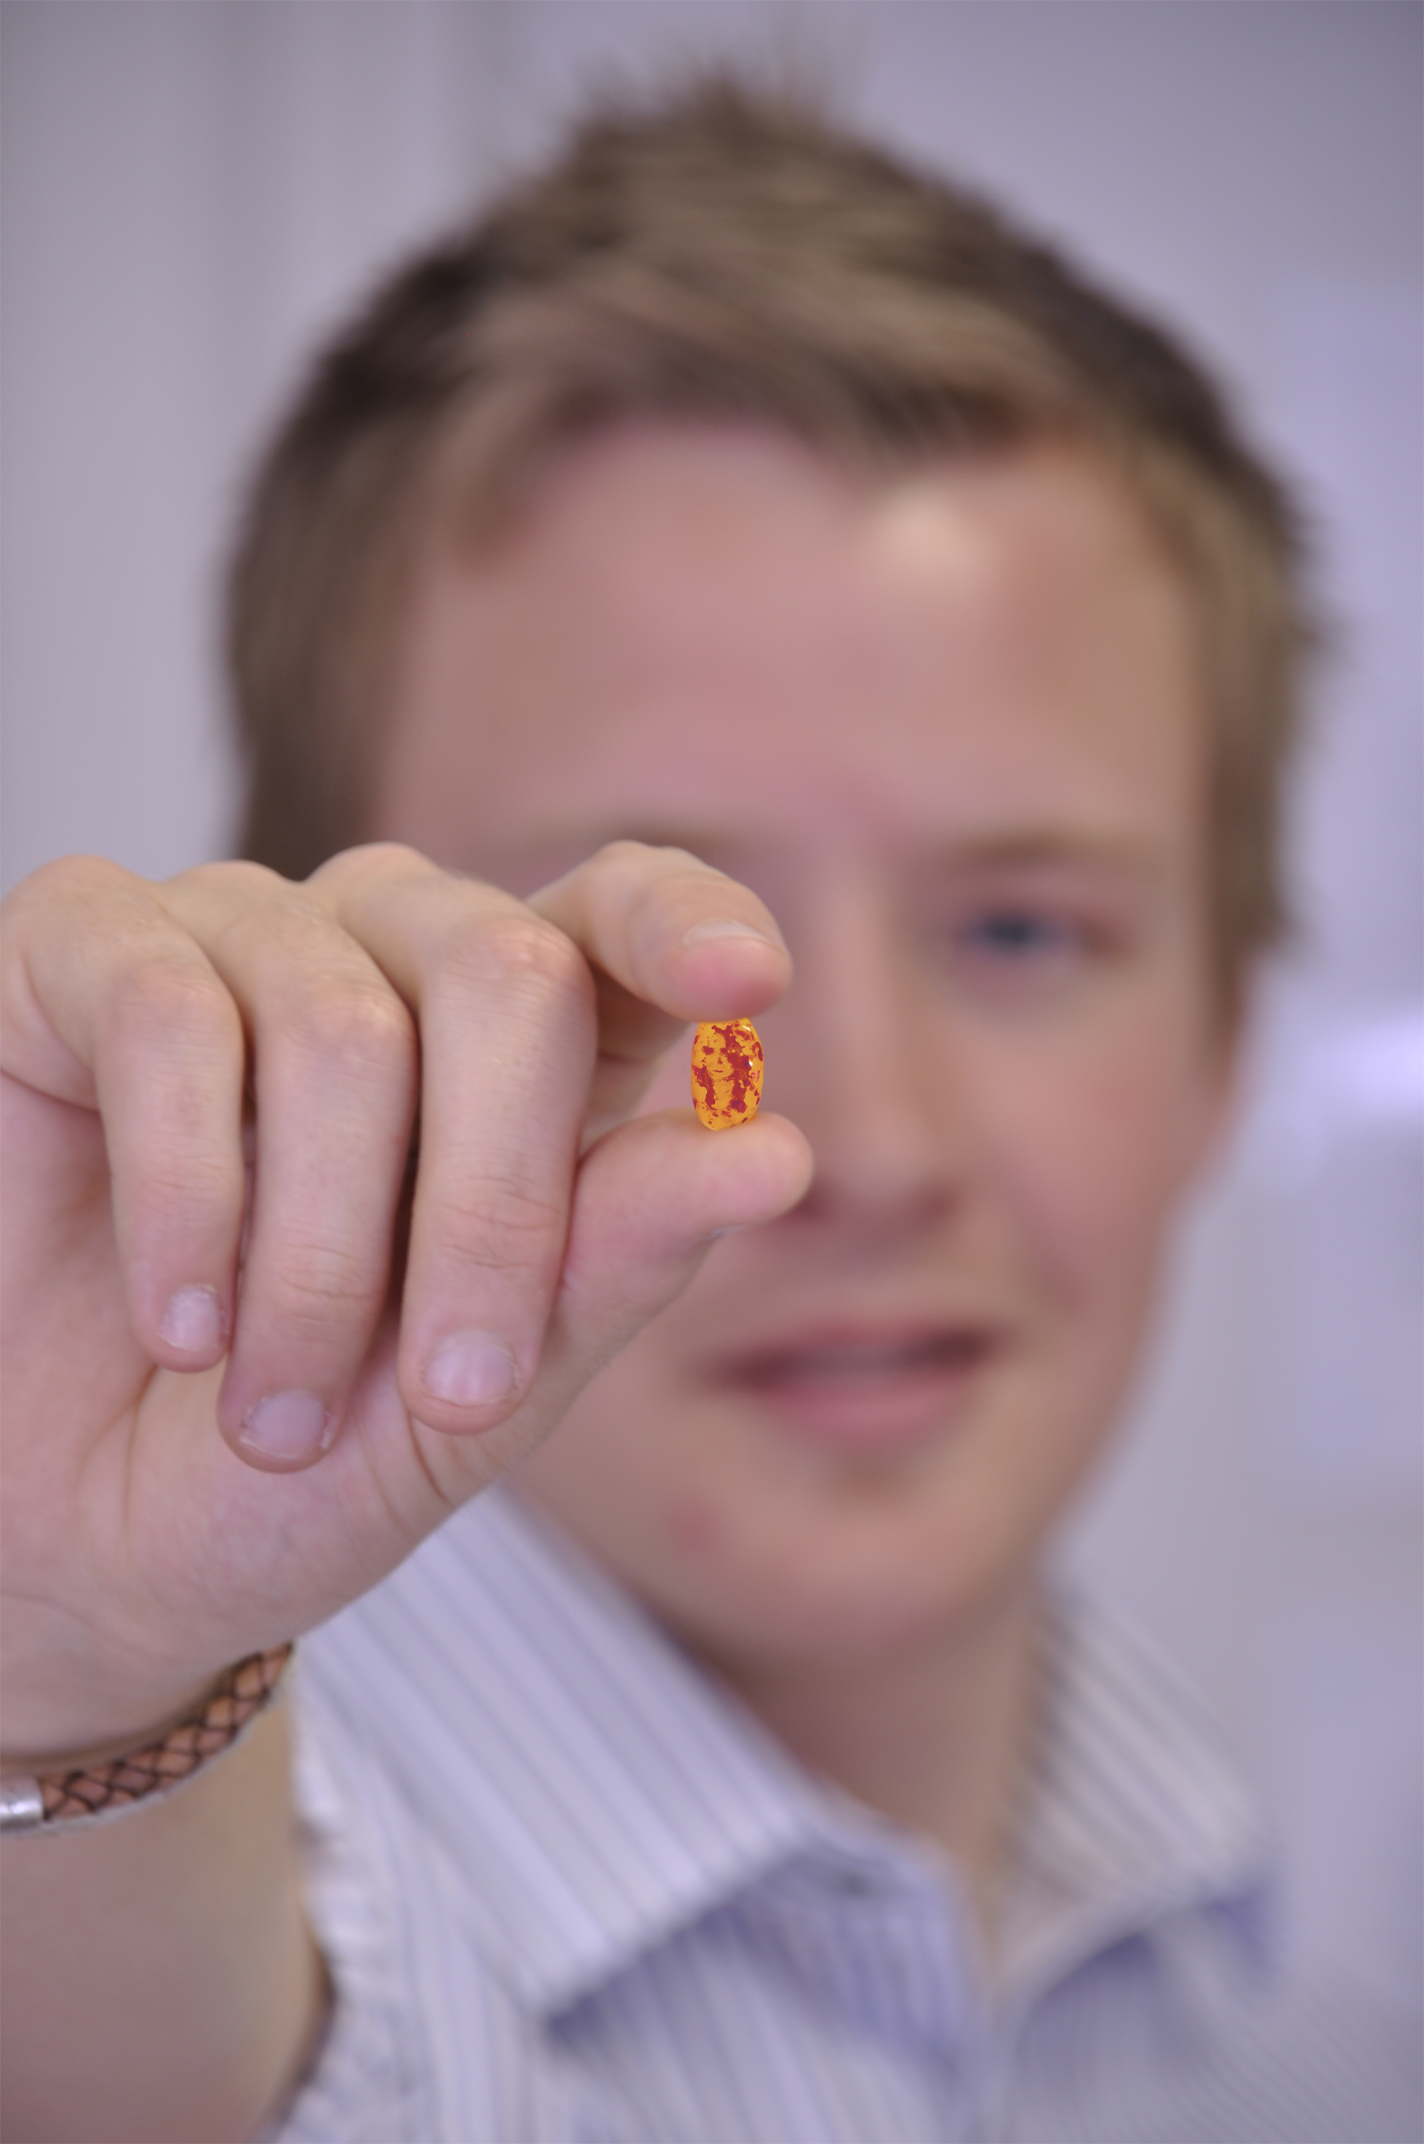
498, 820, 1165, 880
916, 832, 1165, 878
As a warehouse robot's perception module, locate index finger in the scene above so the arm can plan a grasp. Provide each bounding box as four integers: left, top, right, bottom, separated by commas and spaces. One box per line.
529, 840, 792, 1128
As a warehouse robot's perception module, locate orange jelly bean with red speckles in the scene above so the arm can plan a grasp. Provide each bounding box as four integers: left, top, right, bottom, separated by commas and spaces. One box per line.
691, 1019, 764, 1130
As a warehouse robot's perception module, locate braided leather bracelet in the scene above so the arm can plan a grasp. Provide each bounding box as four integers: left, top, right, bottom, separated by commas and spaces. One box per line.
0, 1643, 294, 1835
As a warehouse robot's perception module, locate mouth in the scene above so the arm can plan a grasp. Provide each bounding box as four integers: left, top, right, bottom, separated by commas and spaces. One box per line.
715, 1324, 1001, 1453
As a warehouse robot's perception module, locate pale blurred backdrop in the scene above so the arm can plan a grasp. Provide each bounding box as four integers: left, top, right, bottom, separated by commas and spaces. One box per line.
4, 0, 1420, 2016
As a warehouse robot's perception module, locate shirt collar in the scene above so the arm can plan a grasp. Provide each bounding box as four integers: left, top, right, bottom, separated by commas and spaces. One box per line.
302, 1488, 1269, 2021
303, 1488, 842, 2013
998, 1581, 1272, 2000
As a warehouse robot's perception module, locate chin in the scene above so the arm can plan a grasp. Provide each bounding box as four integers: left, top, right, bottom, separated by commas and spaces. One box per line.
516, 1357, 1096, 1668
619, 1485, 1030, 1673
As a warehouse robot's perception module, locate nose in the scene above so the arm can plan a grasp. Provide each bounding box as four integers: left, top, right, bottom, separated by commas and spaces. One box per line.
764, 864, 970, 1237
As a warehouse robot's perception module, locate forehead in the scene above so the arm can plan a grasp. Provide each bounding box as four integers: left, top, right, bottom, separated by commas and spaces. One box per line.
376, 426, 1204, 878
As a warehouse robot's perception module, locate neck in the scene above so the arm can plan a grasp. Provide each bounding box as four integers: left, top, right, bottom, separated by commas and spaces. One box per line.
705, 1585, 1042, 1949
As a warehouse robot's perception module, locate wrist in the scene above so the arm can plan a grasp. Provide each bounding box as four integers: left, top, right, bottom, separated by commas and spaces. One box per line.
1, 1611, 250, 1771
1, 1595, 278, 1758
1, 1644, 295, 1833
1, 1668, 222, 1775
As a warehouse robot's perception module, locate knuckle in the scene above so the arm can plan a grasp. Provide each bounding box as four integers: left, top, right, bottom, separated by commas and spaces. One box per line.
590, 837, 653, 871
279, 976, 416, 1084
261, 1241, 385, 1336
126, 1154, 242, 1252
3, 859, 143, 972
439, 909, 588, 1008
103, 956, 236, 1059
14, 854, 136, 907
596, 837, 702, 876
131, 1146, 238, 1213
173, 858, 283, 902
311, 841, 433, 889
429, 1171, 566, 1275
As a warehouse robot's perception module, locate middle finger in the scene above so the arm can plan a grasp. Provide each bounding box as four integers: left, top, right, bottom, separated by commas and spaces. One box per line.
316, 848, 597, 1438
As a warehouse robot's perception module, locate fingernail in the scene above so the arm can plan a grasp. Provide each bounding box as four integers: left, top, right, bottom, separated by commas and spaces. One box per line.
239, 1390, 331, 1462
160, 1284, 225, 1354
422, 1331, 518, 1408
681, 917, 786, 951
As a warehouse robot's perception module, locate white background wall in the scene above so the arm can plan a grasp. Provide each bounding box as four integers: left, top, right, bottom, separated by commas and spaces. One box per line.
4, 0, 1420, 2010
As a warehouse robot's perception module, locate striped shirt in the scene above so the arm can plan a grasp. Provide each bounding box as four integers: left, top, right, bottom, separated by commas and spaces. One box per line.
273, 1489, 1419, 2143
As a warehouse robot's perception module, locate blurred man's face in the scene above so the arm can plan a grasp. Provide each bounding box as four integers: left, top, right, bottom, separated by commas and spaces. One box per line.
376, 425, 1234, 1671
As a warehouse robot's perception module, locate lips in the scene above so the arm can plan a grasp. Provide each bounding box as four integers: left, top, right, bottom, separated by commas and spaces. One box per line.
713, 1322, 1001, 1453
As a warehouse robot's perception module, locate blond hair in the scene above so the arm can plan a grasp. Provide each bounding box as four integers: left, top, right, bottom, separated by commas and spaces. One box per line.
228, 79, 1312, 1014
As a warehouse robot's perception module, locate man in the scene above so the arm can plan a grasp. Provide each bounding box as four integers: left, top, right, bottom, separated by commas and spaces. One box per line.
2, 82, 1414, 2143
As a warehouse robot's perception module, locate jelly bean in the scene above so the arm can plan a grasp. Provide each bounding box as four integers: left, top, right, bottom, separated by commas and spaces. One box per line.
691, 1019, 764, 1130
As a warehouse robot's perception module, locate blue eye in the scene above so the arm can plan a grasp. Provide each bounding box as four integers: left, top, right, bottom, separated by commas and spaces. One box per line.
962, 909, 1071, 958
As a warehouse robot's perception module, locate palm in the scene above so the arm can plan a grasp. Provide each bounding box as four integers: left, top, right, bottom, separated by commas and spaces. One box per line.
5, 1075, 675, 1686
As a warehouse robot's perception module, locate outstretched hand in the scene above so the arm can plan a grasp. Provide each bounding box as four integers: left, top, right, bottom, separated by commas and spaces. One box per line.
1, 841, 811, 1762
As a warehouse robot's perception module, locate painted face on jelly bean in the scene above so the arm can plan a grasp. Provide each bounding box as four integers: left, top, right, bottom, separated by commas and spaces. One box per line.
376, 426, 1236, 1670
691, 1021, 764, 1131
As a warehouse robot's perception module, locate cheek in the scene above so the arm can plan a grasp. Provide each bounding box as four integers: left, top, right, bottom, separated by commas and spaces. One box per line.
992, 1020, 1218, 1313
